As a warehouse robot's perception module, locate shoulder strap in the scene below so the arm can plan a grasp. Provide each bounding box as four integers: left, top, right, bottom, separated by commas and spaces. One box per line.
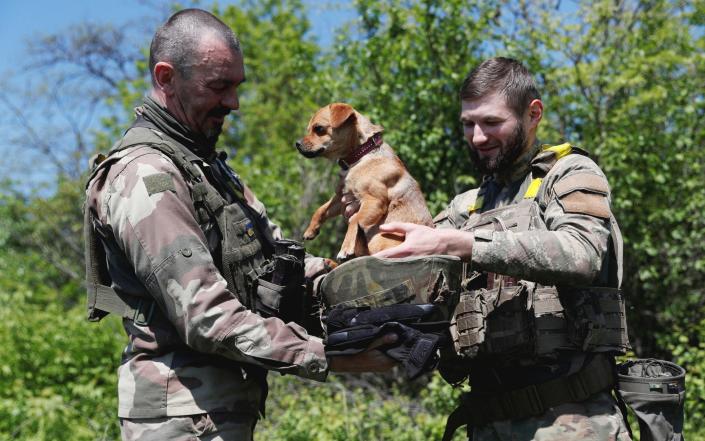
84, 203, 155, 324
83, 126, 215, 323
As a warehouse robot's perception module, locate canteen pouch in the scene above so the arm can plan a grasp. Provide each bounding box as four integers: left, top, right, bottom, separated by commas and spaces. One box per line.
617, 359, 686, 441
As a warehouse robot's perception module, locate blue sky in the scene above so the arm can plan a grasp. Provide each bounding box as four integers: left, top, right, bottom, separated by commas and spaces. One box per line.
0, 1, 153, 74
0, 1, 355, 189
0, 1, 353, 74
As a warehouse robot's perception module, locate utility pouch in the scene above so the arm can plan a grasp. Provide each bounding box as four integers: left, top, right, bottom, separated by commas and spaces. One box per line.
248, 239, 307, 323
562, 287, 630, 353
617, 359, 686, 441
453, 282, 533, 359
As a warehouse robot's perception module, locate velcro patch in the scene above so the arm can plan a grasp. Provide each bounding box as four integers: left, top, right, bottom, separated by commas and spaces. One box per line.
553, 172, 609, 198
143, 173, 176, 196
559, 191, 611, 219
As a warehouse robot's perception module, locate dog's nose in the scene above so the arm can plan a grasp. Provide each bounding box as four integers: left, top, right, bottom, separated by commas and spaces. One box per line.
295, 140, 302, 150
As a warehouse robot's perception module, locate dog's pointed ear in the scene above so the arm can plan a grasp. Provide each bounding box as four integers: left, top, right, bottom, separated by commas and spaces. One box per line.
329, 103, 356, 129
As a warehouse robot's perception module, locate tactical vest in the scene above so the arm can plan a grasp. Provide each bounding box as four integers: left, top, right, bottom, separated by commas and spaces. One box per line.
84, 126, 297, 324
450, 144, 630, 363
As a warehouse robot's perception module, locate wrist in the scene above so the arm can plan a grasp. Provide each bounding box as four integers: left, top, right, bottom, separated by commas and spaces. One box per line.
441, 229, 474, 260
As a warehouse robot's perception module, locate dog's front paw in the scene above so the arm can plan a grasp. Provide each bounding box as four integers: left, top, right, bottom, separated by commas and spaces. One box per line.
303, 225, 320, 241
336, 249, 356, 263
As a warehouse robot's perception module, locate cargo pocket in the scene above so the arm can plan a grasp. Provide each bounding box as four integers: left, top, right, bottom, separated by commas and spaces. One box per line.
452, 289, 488, 359
483, 283, 533, 356
253, 279, 284, 318
221, 213, 264, 303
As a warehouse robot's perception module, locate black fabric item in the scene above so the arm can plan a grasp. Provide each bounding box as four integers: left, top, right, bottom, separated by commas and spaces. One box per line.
324, 304, 450, 379
384, 323, 441, 379
326, 303, 441, 332
617, 359, 686, 441
325, 321, 446, 380
139, 96, 218, 158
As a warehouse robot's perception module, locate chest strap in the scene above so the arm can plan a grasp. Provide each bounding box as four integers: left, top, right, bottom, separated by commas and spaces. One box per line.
441, 354, 615, 441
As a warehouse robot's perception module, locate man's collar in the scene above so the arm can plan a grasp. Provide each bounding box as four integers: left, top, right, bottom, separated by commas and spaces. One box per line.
139, 96, 217, 159
337, 132, 383, 170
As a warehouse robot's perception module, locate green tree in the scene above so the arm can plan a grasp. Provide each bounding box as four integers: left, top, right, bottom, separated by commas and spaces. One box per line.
1, 0, 704, 439
317, 0, 504, 214
500, 0, 705, 433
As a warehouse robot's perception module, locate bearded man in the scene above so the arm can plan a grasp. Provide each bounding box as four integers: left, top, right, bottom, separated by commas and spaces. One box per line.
376, 57, 631, 441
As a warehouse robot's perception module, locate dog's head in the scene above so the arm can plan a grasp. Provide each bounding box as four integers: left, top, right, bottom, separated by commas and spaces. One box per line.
295, 103, 383, 160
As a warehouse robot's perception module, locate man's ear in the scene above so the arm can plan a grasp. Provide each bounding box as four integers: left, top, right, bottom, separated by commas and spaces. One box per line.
329, 103, 356, 129
527, 99, 543, 130
154, 62, 176, 96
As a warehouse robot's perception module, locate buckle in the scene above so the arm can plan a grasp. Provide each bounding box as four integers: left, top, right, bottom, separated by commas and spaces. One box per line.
133, 298, 156, 326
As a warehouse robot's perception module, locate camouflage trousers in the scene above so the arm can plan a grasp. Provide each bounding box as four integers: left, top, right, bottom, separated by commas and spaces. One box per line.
471, 392, 632, 441
120, 412, 256, 441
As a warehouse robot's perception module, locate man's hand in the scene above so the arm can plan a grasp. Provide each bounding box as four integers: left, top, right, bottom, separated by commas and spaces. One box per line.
374, 222, 474, 260
328, 334, 398, 372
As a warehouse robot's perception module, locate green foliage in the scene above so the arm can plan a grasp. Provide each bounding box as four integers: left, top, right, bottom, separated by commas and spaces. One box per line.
1, 0, 704, 439
318, 0, 503, 214
217, 0, 343, 257
0, 295, 124, 441
259, 373, 465, 440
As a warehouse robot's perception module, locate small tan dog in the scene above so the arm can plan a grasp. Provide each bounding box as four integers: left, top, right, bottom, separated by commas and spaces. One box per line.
295, 103, 433, 261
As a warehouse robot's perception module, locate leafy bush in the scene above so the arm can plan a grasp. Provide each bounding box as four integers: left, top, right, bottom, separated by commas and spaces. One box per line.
0, 293, 124, 441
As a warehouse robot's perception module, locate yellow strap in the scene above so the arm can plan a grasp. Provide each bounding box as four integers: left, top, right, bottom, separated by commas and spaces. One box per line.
524, 143, 573, 199
541, 142, 572, 160
468, 195, 484, 213
524, 178, 543, 199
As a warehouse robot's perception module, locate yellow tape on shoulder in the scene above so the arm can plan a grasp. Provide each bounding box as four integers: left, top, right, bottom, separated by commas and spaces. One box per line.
468, 195, 484, 212
524, 178, 543, 199
542, 142, 572, 160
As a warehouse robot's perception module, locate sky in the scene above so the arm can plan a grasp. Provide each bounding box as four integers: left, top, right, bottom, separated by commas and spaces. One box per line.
0, 1, 153, 73
0, 0, 355, 190
0, 1, 353, 71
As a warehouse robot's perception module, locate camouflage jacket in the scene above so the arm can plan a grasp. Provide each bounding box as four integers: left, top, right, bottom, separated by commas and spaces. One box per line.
434, 142, 623, 388
85, 115, 327, 419
435, 142, 618, 288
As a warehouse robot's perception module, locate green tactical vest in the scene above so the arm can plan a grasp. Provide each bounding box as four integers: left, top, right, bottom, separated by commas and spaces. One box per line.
84, 126, 275, 323
450, 145, 630, 363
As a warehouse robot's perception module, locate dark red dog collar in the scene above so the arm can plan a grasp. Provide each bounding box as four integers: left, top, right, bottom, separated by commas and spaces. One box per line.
338, 132, 383, 170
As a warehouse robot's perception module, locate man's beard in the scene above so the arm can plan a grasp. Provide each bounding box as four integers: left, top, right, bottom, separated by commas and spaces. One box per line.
204, 107, 231, 143
204, 125, 223, 144
468, 122, 527, 175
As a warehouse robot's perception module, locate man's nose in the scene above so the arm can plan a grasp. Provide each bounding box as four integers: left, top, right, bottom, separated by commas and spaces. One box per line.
473, 125, 488, 145
222, 87, 239, 110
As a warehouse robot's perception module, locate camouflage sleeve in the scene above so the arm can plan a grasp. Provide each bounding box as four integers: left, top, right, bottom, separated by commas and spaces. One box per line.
100, 147, 327, 380
471, 155, 612, 286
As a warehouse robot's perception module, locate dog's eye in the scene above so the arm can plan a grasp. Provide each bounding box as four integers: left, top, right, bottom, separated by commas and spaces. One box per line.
313, 125, 327, 136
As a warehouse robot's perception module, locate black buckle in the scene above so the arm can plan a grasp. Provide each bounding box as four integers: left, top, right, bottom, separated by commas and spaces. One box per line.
133, 298, 156, 326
